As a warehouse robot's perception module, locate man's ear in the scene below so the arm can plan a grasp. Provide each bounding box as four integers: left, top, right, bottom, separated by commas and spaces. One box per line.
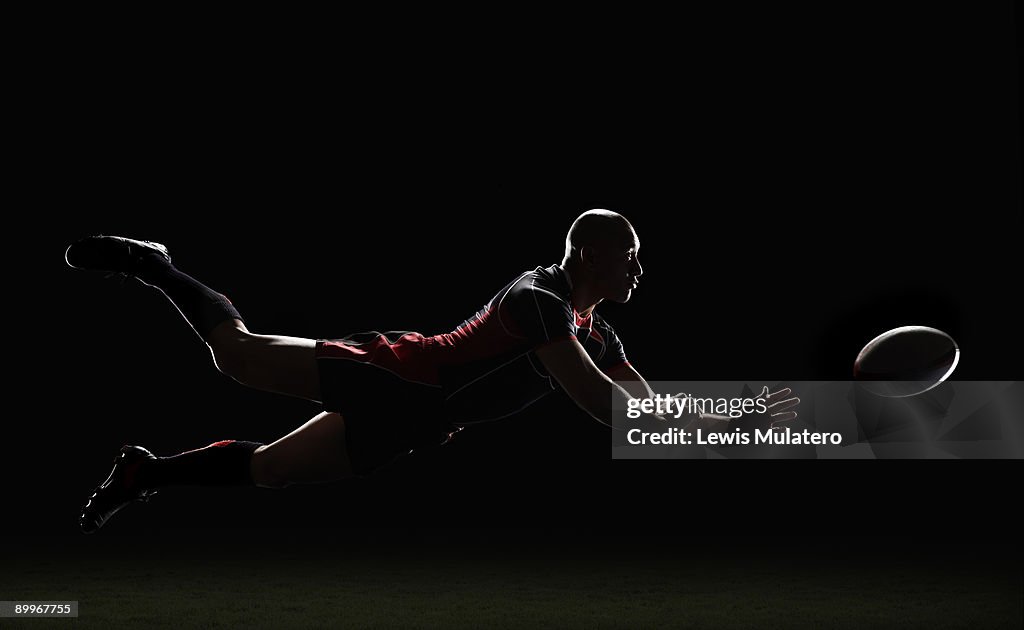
579, 245, 599, 270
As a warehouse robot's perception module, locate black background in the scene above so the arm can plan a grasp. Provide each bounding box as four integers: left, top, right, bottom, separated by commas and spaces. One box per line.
10, 2, 1023, 556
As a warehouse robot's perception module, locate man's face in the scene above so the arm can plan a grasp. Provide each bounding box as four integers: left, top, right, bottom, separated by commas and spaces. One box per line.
594, 232, 643, 303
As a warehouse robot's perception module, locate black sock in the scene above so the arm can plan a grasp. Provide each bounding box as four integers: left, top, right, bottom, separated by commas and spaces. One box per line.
135, 257, 243, 341
138, 440, 264, 488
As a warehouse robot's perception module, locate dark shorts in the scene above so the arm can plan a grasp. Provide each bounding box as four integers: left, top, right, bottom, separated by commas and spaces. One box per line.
315, 337, 460, 477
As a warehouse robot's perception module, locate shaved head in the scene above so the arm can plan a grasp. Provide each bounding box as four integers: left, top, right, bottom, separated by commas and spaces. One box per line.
559, 209, 643, 305
562, 209, 638, 263
560, 209, 643, 305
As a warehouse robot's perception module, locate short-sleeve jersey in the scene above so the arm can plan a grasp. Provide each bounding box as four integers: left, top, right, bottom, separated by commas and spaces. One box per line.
316, 264, 630, 423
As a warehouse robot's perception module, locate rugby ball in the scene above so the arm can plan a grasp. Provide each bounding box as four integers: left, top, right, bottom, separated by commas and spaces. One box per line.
853, 325, 959, 397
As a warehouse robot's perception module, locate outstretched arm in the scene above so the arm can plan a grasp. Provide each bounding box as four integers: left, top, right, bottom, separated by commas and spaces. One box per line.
605, 363, 656, 400
605, 363, 722, 431
535, 339, 690, 430
605, 364, 800, 432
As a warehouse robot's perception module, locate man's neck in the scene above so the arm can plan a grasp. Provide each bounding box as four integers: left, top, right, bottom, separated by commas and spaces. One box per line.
559, 264, 601, 318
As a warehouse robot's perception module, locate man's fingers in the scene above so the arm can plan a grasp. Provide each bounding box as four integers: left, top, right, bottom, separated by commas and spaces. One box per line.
765, 387, 792, 403
768, 396, 800, 412
770, 411, 798, 424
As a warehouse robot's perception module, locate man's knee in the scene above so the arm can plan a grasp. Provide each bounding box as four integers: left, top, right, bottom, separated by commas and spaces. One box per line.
250, 444, 291, 489
209, 327, 256, 384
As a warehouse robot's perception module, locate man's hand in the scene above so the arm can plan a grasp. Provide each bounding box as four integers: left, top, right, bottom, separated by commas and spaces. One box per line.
761, 386, 800, 424
731, 386, 801, 432
678, 386, 801, 434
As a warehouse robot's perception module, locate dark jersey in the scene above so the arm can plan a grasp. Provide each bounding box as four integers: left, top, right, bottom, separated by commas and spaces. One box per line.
315, 264, 630, 423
